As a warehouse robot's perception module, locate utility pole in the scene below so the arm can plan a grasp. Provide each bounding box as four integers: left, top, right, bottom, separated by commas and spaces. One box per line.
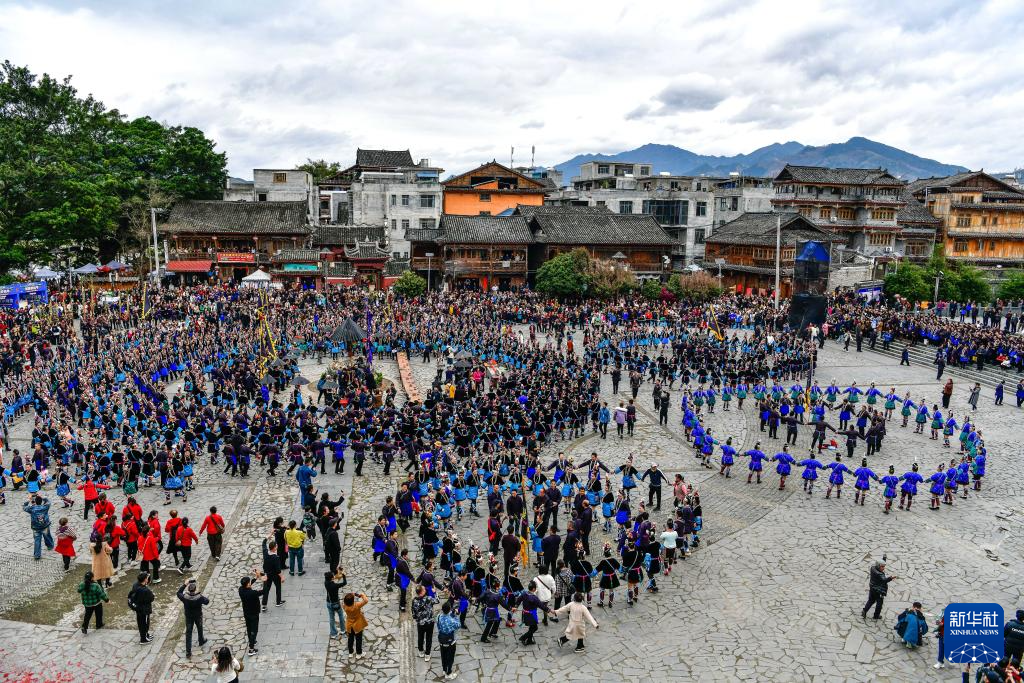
933, 270, 943, 311
425, 252, 434, 291
150, 207, 163, 289
774, 214, 781, 309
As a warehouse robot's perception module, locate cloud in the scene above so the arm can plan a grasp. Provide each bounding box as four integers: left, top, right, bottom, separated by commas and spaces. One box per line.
1, 0, 1022, 173
626, 76, 727, 119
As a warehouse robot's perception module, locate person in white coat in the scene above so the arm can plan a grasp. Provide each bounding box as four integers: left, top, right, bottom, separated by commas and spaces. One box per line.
554, 592, 598, 652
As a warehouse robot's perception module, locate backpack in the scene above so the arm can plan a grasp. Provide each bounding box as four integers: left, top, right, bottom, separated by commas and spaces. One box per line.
127, 586, 138, 612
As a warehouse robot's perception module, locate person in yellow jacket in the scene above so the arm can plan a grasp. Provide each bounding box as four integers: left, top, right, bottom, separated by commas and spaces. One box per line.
284, 520, 307, 576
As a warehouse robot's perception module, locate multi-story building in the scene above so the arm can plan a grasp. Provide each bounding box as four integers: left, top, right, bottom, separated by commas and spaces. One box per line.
772, 165, 904, 259
340, 150, 443, 259
223, 176, 255, 202
908, 171, 1024, 268
712, 175, 774, 227
442, 162, 546, 216
513, 166, 564, 192
253, 169, 317, 224
550, 161, 715, 266
895, 190, 941, 261
413, 214, 533, 291
702, 212, 837, 297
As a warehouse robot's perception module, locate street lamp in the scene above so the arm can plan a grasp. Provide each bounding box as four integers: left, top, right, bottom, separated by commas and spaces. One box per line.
933, 270, 943, 311
715, 258, 725, 288
425, 252, 434, 291
150, 207, 166, 289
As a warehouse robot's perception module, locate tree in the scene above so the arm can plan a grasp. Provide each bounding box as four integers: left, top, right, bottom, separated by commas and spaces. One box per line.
390, 271, 426, 298
535, 249, 591, 298
0, 63, 227, 274
952, 265, 991, 304
997, 270, 1024, 301
296, 158, 343, 182
884, 263, 930, 303
586, 257, 636, 298
640, 279, 663, 300
675, 271, 723, 303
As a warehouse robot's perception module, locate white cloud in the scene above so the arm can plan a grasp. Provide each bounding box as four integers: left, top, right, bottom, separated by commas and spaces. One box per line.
1, 0, 1023, 174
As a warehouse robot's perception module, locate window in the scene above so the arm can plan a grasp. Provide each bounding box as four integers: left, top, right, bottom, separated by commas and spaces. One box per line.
391, 219, 397, 229
479, 193, 491, 202
419, 218, 436, 229
871, 209, 895, 221
956, 216, 971, 227
953, 240, 968, 252
820, 208, 832, 220
719, 198, 728, 211
479, 211, 491, 216
798, 206, 814, 218
694, 228, 706, 244
730, 197, 739, 211
837, 207, 855, 220
390, 194, 397, 206
670, 181, 680, 190
640, 166, 651, 176
401, 195, 410, 206
257, 193, 267, 202
976, 240, 983, 250
696, 201, 707, 217
419, 195, 435, 208
393, 252, 401, 259
992, 216, 999, 226
989, 240, 997, 251
596, 200, 606, 207
401, 219, 410, 229
981, 217, 988, 226
273, 172, 287, 183
642, 199, 688, 226
619, 201, 633, 214
868, 232, 890, 246
597, 165, 609, 174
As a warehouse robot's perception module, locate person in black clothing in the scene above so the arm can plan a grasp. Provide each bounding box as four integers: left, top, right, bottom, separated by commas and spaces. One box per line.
176, 579, 210, 658
541, 528, 561, 577
639, 464, 665, 510
518, 581, 555, 645
128, 571, 155, 644
261, 537, 285, 609
1005, 609, 1024, 664
501, 528, 521, 576
239, 573, 263, 655
862, 559, 896, 620
395, 549, 414, 612
658, 393, 669, 426
324, 567, 348, 638
325, 518, 341, 574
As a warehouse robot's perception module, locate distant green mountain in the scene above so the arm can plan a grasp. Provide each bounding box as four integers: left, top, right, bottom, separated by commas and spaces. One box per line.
554, 137, 967, 182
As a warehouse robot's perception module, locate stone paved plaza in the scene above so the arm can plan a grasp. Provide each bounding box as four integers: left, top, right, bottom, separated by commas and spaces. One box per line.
1, 333, 1022, 682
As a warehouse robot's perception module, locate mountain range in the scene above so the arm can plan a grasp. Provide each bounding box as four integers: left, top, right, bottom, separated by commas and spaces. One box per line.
553, 137, 968, 183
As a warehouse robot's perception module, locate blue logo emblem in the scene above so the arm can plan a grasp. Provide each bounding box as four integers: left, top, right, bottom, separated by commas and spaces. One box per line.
944, 603, 1004, 664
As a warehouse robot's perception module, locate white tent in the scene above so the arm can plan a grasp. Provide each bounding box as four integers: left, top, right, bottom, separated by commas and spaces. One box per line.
72, 264, 101, 275
33, 267, 61, 279
240, 268, 272, 288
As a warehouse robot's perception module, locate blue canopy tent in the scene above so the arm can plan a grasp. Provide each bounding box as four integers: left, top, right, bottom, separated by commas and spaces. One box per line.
0, 281, 48, 308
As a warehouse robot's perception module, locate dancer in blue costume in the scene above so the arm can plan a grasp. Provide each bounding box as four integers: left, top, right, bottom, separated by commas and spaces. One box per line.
852, 458, 879, 506
742, 444, 769, 484
927, 464, 946, 510
898, 463, 924, 510
798, 453, 825, 495
879, 465, 900, 514
825, 453, 852, 499
771, 445, 795, 490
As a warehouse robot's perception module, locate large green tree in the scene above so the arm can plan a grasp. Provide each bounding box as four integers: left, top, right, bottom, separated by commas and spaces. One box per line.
535, 249, 591, 298
0, 62, 227, 273
884, 263, 931, 302
996, 271, 1024, 301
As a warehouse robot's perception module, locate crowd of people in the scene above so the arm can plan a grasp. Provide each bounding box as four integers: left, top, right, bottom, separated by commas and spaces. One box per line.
1, 282, 1020, 681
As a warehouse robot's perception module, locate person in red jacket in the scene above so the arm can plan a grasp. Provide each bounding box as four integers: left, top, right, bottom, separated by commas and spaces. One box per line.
77, 477, 110, 521
123, 514, 142, 564
175, 517, 199, 572
55, 517, 77, 572
165, 510, 182, 568
140, 527, 162, 583
107, 518, 126, 570
93, 493, 115, 521
122, 497, 143, 526
199, 506, 225, 561
147, 511, 162, 552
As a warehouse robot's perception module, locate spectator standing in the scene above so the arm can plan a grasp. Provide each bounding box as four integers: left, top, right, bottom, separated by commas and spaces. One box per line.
77, 571, 108, 635
343, 592, 369, 659
176, 578, 210, 658
238, 573, 263, 656
128, 571, 155, 643
23, 494, 53, 560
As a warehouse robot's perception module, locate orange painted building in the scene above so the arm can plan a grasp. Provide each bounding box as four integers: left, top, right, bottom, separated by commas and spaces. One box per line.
442, 161, 546, 216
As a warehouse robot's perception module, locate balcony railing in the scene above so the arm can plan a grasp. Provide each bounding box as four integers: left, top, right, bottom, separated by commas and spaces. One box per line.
773, 192, 900, 204
445, 259, 528, 274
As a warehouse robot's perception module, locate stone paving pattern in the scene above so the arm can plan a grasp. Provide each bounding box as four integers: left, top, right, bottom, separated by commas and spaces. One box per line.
0, 334, 1022, 682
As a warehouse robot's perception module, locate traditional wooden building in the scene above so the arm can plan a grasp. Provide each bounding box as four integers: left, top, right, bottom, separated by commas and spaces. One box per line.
516, 205, 674, 281
161, 200, 311, 283
425, 215, 532, 291
442, 162, 546, 216
312, 225, 400, 289
701, 213, 837, 297
772, 165, 904, 257
908, 171, 1024, 268
896, 190, 941, 261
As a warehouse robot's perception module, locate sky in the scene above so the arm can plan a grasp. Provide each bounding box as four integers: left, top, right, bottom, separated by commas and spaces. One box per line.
2, 0, 1023, 178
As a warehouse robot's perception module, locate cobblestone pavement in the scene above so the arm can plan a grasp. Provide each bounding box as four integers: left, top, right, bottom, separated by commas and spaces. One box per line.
2, 337, 1023, 682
